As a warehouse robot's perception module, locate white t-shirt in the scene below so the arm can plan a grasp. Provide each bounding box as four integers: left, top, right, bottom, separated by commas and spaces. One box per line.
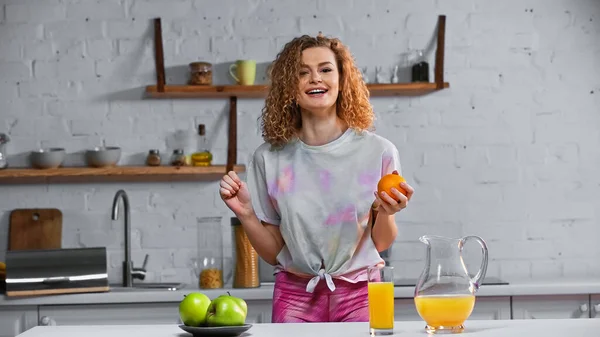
247, 128, 402, 293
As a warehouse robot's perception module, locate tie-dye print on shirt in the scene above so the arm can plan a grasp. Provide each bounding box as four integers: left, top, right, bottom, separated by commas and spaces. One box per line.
246, 128, 402, 292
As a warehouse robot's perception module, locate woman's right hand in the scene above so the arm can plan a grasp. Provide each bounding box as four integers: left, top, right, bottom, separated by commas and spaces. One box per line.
219, 171, 253, 218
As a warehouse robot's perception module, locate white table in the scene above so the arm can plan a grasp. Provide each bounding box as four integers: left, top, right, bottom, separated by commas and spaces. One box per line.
16, 319, 600, 337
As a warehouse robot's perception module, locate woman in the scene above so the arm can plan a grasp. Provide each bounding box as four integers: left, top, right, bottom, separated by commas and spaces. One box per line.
219, 34, 414, 323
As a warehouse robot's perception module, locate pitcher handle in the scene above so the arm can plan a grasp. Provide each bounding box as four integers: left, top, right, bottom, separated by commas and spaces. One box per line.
459, 235, 489, 290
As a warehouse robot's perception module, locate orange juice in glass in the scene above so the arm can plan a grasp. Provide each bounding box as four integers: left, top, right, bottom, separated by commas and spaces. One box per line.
367, 266, 394, 335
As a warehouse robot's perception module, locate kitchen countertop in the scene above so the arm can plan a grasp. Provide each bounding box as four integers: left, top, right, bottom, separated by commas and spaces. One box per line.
2, 278, 600, 307
15, 319, 600, 337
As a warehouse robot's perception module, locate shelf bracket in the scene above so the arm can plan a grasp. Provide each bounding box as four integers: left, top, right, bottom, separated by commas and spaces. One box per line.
434, 15, 446, 90
151, 17, 238, 173
226, 96, 237, 173
153, 18, 166, 92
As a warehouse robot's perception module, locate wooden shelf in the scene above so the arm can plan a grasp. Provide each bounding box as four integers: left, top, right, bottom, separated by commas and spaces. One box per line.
0, 16, 448, 186
366, 82, 450, 96
0, 165, 246, 184
146, 84, 269, 98
145, 82, 450, 99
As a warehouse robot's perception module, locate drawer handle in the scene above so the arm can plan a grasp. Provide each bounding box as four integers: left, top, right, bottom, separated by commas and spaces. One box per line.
40, 316, 56, 326
42, 277, 70, 284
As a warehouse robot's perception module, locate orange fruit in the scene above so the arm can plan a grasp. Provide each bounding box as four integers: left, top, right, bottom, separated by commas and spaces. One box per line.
377, 170, 407, 201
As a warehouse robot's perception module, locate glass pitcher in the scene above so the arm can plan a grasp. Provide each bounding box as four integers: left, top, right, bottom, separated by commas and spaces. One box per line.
413, 235, 489, 334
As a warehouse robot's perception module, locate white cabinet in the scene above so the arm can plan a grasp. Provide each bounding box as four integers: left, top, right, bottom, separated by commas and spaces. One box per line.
1, 291, 597, 336
470, 296, 511, 320
591, 295, 600, 319
394, 299, 422, 321
0, 306, 38, 337
393, 296, 511, 322
38, 300, 272, 326
511, 295, 591, 319
38, 303, 181, 326
245, 300, 273, 323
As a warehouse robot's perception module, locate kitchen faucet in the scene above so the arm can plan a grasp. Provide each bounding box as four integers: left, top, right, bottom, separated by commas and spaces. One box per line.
111, 189, 148, 287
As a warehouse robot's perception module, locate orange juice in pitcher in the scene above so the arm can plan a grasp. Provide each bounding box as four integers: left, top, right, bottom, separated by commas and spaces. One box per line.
414, 294, 476, 329
413, 235, 489, 334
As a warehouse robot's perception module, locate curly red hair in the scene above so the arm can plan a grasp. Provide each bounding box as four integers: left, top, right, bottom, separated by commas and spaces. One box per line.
260, 34, 374, 148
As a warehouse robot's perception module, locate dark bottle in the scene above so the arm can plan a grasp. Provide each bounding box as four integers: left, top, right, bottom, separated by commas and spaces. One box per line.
411, 50, 430, 82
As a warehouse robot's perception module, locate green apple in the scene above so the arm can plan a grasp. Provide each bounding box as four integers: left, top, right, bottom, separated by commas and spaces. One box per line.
206, 292, 248, 327
179, 292, 211, 327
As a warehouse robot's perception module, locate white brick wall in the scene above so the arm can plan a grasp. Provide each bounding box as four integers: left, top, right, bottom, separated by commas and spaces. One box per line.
0, 0, 599, 286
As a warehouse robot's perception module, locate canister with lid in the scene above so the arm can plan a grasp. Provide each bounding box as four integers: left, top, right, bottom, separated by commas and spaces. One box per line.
231, 217, 260, 288
189, 62, 213, 85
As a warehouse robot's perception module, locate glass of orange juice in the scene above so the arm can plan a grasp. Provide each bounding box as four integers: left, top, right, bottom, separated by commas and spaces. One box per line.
367, 265, 394, 335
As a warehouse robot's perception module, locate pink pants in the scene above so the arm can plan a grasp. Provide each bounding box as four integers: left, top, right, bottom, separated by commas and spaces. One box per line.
271, 271, 369, 323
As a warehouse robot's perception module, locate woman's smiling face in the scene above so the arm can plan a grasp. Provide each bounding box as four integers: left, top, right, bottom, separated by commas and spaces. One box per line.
296, 46, 340, 115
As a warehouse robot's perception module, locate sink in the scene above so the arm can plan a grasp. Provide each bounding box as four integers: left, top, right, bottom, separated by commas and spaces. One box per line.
109, 282, 186, 292
133, 282, 185, 290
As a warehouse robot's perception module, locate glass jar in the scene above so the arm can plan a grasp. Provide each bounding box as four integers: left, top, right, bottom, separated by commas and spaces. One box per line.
194, 217, 224, 289
189, 62, 212, 86
170, 149, 186, 167
146, 149, 161, 166
0, 133, 9, 169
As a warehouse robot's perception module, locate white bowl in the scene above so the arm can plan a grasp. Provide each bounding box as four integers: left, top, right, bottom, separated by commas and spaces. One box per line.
86, 146, 121, 167
30, 148, 66, 169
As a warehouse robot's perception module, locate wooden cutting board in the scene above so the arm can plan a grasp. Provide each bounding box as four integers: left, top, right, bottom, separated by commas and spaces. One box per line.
9, 208, 62, 251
